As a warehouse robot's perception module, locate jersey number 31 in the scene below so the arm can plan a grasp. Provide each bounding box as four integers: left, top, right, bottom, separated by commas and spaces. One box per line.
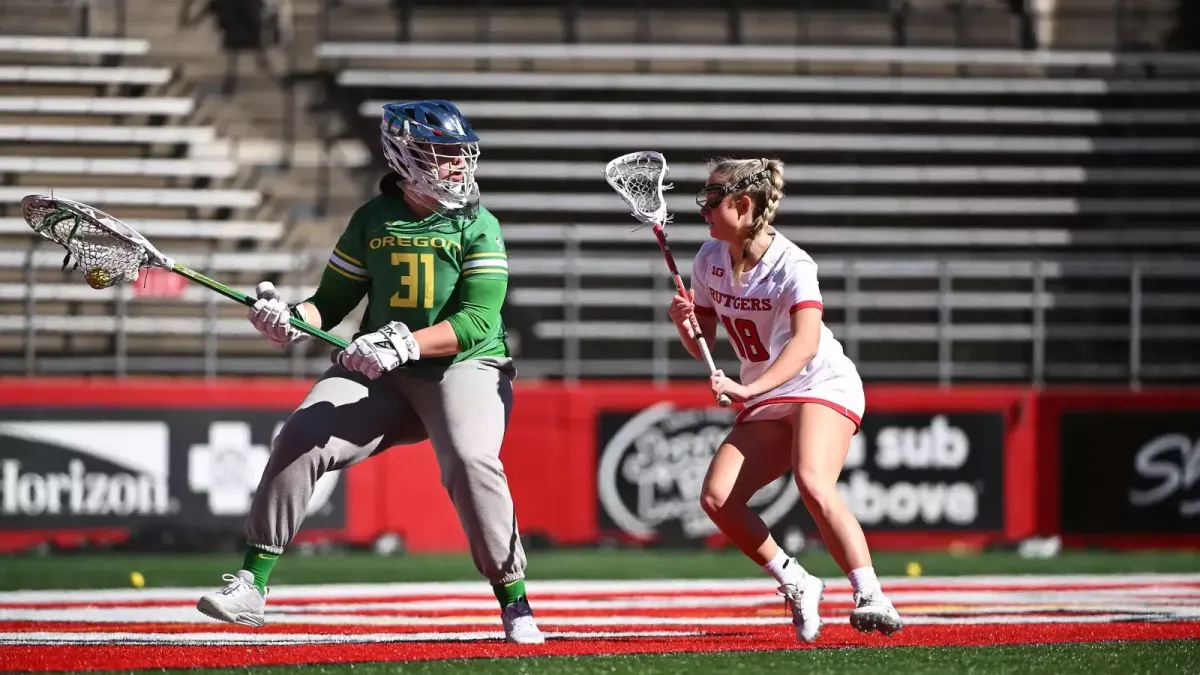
390, 252, 435, 309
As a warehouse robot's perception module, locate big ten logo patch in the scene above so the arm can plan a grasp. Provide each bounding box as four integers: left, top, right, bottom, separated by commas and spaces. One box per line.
710, 265, 725, 278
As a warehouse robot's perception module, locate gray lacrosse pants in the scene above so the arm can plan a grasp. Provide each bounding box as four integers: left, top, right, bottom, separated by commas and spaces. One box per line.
244, 357, 526, 585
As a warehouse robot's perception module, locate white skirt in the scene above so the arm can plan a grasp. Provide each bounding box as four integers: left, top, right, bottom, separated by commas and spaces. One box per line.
734, 374, 865, 433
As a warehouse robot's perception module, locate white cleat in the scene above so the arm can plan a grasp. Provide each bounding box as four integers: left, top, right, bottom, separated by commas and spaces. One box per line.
849, 591, 904, 636
196, 570, 267, 627
501, 598, 545, 644
779, 573, 825, 643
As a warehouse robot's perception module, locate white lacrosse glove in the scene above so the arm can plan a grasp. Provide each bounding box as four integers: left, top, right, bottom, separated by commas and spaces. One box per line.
335, 321, 421, 380
247, 281, 308, 348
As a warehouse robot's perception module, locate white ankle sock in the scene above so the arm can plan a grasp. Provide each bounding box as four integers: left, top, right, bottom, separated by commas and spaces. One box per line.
763, 550, 806, 586
848, 567, 881, 595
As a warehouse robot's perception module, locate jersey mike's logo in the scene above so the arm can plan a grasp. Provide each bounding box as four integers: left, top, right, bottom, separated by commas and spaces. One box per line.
597, 403, 800, 539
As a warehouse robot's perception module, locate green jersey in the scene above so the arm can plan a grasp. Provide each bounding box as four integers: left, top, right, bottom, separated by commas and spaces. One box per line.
305, 192, 510, 369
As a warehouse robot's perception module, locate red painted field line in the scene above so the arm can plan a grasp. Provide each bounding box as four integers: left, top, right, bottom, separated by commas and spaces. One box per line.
4, 622, 1198, 671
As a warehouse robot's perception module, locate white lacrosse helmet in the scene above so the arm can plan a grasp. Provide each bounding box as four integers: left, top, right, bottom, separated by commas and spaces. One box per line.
379, 100, 481, 212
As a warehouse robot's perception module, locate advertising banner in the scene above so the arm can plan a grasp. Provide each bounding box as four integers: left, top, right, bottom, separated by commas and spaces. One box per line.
1060, 410, 1200, 534
595, 403, 1006, 546
6, 379, 1197, 552
0, 408, 345, 531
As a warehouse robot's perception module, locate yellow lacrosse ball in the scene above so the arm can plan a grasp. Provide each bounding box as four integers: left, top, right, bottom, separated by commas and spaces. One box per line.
905, 561, 922, 577
129, 571, 145, 588
85, 268, 111, 289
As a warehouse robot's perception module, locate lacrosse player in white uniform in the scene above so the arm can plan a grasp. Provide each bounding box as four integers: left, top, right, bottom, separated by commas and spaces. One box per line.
669, 157, 903, 642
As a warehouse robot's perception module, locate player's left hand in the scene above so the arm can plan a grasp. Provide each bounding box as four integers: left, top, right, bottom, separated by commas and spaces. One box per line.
710, 370, 752, 403
336, 321, 421, 380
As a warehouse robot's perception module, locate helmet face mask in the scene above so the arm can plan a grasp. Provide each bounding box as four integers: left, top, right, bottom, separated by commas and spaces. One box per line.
380, 100, 481, 213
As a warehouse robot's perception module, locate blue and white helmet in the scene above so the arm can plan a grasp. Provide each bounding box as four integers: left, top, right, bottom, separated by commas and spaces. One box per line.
380, 100, 481, 212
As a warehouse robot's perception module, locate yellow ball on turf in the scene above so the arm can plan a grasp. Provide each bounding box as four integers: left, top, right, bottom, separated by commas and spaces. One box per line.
905, 561, 922, 577
129, 571, 145, 588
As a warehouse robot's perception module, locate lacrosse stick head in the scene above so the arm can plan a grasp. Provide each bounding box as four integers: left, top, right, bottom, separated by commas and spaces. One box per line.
21, 195, 172, 289
604, 151, 672, 227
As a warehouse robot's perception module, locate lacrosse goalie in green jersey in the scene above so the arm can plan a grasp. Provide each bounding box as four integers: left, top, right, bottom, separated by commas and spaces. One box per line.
196, 100, 544, 644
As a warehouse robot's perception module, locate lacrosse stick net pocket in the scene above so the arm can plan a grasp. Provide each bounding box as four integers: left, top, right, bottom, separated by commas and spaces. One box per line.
605, 151, 672, 226
22, 196, 149, 289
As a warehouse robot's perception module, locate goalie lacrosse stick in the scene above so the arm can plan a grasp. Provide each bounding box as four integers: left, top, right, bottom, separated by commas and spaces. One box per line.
604, 151, 731, 408
20, 194, 348, 348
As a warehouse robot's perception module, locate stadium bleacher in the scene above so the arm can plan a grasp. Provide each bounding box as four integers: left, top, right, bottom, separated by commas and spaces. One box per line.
0, 16, 295, 375
0, 0, 1197, 385
307, 0, 1200, 385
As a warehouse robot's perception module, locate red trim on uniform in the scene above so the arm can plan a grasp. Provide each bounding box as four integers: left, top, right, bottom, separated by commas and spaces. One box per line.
789, 301, 823, 315
735, 395, 862, 433
694, 305, 717, 317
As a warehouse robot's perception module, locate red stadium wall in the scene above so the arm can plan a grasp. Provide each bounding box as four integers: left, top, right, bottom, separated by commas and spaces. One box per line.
0, 379, 1195, 553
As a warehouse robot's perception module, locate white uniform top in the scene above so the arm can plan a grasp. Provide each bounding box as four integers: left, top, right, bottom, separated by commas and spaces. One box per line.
691, 232, 861, 415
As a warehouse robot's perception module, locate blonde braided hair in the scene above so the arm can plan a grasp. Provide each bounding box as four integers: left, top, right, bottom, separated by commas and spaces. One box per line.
706, 157, 785, 282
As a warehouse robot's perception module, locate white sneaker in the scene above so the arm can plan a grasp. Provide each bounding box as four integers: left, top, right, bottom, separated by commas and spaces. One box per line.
196, 570, 267, 627
779, 573, 825, 642
849, 591, 903, 636
501, 598, 545, 644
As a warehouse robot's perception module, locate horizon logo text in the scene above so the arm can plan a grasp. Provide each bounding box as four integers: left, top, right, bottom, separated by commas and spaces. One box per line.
0, 421, 172, 518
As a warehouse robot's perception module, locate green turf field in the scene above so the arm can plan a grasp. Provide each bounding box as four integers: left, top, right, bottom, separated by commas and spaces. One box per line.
1, 548, 1198, 590
92, 641, 1200, 675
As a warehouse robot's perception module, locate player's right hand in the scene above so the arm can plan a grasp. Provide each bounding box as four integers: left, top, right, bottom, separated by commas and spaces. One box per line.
668, 288, 696, 326
247, 281, 306, 347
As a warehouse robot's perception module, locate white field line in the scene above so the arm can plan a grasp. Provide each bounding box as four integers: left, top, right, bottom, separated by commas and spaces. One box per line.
3, 594, 1197, 625
4, 573, 1200, 604
271, 589, 1200, 613
0, 629, 701, 646
3, 609, 1198, 645
888, 604, 1200, 617
276, 612, 1198, 627
4, 606, 1198, 629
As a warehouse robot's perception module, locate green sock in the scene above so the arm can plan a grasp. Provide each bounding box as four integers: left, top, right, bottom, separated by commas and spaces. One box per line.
492, 579, 526, 609
241, 545, 279, 595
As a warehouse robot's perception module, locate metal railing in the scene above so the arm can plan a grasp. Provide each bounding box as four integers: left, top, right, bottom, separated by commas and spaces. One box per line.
317, 0, 1194, 53
69, 0, 127, 39
4, 244, 1198, 388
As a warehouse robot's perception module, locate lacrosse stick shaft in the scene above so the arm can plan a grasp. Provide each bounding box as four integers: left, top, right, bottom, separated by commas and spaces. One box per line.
651, 224, 732, 408
169, 265, 349, 349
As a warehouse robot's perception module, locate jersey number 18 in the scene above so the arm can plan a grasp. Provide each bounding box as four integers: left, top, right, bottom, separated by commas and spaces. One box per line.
721, 315, 768, 362
390, 252, 435, 309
